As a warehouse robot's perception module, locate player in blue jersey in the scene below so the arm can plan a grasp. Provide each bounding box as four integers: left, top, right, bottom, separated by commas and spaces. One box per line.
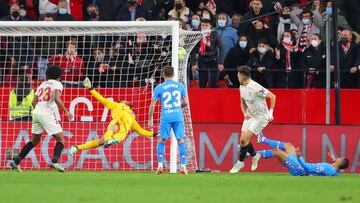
148, 66, 189, 175
256, 132, 349, 176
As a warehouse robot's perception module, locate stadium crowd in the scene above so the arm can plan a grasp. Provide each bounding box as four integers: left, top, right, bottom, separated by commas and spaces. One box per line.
0, 0, 360, 89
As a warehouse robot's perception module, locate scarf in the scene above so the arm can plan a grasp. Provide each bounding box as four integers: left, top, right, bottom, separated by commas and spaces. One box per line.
341, 40, 351, 54
299, 23, 312, 52
199, 34, 211, 56
282, 41, 298, 70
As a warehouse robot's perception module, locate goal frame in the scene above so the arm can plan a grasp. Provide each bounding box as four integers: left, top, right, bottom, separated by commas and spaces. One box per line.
0, 21, 182, 173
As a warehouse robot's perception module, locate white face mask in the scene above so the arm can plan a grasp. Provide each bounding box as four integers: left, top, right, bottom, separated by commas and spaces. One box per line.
257, 47, 267, 54
283, 37, 292, 44
218, 19, 226, 27
239, 41, 247, 48
302, 18, 311, 25
311, 40, 319, 47
203, 13, 211, 20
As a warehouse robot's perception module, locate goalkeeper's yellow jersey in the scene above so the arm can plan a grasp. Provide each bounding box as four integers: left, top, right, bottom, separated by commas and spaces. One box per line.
90, 89, 154, 137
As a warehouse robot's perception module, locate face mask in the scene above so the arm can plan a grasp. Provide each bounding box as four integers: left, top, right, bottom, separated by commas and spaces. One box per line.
340, 37, 349, 43
239, 41, 247, 49
129, 0, 136, 6
283, 37, 292, 44
202, 28, 210, 32
95, 54, 105, 62
257, 47, 267, 54
19, 10, 26, 17
302, 18, 311, 25
59, 8, 67, 15
89, 12, 98, 19
218, 19, 226, 27
311, 40, 319, 47
325, 7, 332, 15
191, 19, 200, 28
11, 11, 20, 19
282, 14, 290, 19
175, 3, 182, 10
202, 13, 210, 20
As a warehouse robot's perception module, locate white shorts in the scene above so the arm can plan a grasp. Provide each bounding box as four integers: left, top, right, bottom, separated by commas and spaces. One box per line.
241, 118, 269, 135
32, 113, 63, 135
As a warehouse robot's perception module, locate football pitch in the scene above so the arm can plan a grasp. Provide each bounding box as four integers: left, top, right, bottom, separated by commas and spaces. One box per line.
0, 171, 359, 203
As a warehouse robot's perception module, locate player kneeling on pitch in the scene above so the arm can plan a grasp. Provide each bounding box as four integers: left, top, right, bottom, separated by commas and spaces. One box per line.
10, 65, 73, 172
68, 77, 157, 154
230, 66, 276, 173
148, 66, 189, 175
256, 132, 349, 176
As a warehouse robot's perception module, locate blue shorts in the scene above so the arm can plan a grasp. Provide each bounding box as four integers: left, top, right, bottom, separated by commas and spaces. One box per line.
159, 121, 185, 140
283, 154, 307, 176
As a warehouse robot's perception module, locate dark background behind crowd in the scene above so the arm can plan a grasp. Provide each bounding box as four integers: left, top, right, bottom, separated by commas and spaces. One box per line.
0, 0, 360, 89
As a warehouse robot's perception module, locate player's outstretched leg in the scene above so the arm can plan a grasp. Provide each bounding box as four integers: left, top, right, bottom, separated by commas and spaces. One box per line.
257, 150, 274, 159
11, 134, 41, 172
156, 138, 165, 174
50, 133, 65, 172
258, 132, 285, 150
178, 139, 188, 175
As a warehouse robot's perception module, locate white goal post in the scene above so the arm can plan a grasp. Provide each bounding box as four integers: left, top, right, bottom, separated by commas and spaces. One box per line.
0, 21, 203, 173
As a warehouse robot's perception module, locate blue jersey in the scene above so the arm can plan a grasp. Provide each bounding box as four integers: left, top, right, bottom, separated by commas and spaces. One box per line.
152, 80, 187, 123
298, 157, 339, 176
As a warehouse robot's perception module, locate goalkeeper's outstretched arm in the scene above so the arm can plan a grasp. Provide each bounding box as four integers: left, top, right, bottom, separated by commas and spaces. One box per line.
131, 118, 155, 137
83, 77, 117, 110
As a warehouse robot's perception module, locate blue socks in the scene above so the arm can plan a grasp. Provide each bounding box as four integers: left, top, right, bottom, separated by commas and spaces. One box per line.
157, 142, 165, 165
179, 142, 187, 166
257, 150, 274, 158
263, 138, 285, 150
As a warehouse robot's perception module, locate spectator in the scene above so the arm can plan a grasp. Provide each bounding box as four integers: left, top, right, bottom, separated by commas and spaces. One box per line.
198, 0, 216, 16
0, 3, 29, 21
191, 19, 225, 88
38, 0, 58, 17
20, 0, 39, 20
97, 0, 124, 21
311, 0, 325, 14
168, 0, 191, 24
86, 4, 100, 21
275, 31, 302, 88
246, 39, 275, 88
35, 14, 58, 81
48, 38, 85, 87
49, 0, 84, 21
52, 0, 75, 21
248, 19, 277, 48
215, 12, 239, 57
277, 6, 297, 43
290, 8, 324, 51
301, 34, 327, 88
335, 28, 359, 88
9, 75, 34, 121
224, 34, 251, 88
243, 0, 272, 32
116, 0, 151, 21
86, 47, 111, 87
231, 13, 243, 30
189, 14, 201, 31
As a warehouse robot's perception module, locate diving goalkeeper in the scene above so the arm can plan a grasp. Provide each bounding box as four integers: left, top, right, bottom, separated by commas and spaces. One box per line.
69, 78, 156, 155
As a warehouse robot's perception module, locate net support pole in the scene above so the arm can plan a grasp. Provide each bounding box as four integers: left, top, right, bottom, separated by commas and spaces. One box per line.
170, 21, 180, 173
332, 0, 341, 124
325, 14, 331, 124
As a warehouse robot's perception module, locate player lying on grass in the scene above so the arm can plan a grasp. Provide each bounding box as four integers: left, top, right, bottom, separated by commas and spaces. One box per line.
256, 132, 349, 176
69, 78, 156, 154
10, 65, 73, 172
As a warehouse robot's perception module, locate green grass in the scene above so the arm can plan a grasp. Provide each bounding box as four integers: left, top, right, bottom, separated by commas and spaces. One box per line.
0, 171, 359, 203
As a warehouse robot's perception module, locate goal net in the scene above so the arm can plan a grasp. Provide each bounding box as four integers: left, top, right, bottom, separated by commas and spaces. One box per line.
0, 21, 203, 172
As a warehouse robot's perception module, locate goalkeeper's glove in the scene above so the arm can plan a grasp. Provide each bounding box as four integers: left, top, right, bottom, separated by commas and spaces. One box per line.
153, 132, 158, 137
83, 77, 93, 90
